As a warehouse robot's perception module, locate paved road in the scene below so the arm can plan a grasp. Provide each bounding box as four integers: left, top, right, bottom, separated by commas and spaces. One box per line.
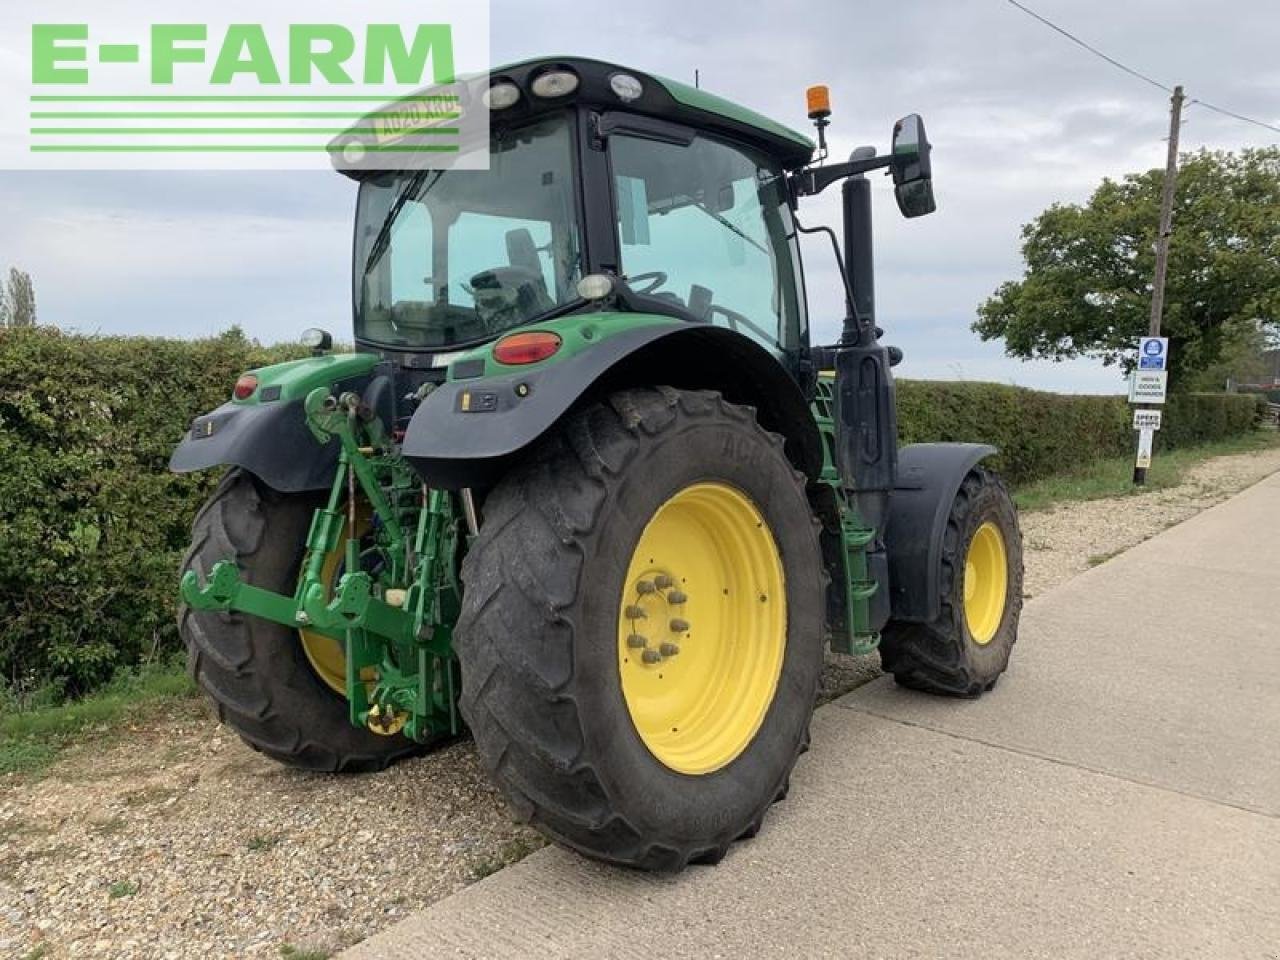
346, 472, 1280, 959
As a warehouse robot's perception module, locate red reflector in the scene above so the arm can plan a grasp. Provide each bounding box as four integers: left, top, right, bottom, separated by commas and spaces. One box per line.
233, 374, 259, 400
492, 331, 562, 366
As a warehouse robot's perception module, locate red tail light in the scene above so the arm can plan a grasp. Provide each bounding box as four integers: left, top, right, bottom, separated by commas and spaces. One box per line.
492, 331, 562, 366
233, 374, 259, 400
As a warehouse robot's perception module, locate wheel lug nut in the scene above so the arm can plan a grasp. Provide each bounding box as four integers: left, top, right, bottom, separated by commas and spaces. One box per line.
669, 618, 690, 633
654, 574, 673, 589
668, 590, 687, 605
660, 642, 680, 657
642, 649, 662, 664
625, 605, 647, 620
626, 634, 648, 649
636, 580, 656, 594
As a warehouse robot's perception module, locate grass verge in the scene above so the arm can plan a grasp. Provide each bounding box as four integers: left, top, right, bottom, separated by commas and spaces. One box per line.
1013, 430, 1280, 512
0, 659, 195, 777
469, 835, 549, 880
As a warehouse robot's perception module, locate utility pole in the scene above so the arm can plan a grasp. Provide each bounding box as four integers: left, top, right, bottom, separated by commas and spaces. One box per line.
1133, 84, 1184, 486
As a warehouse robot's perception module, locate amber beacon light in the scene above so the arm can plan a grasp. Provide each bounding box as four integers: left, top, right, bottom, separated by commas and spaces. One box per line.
805, 84, 832, 157
806, 84, 831, 120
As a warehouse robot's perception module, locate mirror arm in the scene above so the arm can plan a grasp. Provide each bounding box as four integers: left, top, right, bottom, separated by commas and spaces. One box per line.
790, 153, 894, 198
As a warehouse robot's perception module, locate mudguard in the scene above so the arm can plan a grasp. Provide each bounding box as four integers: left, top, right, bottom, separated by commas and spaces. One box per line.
170, 353, 388, 493
884, 442, 997, 623
403, 318, 822, 490
170, 399, 340, 492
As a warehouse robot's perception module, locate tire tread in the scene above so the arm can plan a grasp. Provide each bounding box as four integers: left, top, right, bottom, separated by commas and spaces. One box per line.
456, 388, 817, 870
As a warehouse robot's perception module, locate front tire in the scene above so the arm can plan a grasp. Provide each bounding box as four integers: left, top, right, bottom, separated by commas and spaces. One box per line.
179, 469, 419, 772
455, 388, 825, 870
879, 467, 1023, 696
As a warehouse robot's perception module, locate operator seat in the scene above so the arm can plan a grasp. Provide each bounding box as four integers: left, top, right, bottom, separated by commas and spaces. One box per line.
505, 229, 550, 299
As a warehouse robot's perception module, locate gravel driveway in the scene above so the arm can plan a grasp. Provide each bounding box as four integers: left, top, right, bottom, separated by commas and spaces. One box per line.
4, 441, 1278, 959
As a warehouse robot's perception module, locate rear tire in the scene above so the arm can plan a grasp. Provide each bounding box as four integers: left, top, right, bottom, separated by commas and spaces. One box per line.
879, 467, 1022, 696
178, 469, 419, 772
455, 388, 825, 870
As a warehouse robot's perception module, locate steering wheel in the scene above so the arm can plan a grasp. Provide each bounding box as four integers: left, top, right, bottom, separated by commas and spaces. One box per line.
626, 271, 668, 295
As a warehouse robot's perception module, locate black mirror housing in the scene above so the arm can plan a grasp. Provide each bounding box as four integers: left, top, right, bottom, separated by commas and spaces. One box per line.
890, 114, 936, 218
894, 179, 936, 219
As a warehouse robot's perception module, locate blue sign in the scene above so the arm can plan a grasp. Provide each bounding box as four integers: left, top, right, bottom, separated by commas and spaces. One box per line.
1138, 336, 1169, 370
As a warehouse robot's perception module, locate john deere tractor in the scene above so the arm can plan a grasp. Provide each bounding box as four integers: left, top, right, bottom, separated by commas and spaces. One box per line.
175, 57, 1022, 870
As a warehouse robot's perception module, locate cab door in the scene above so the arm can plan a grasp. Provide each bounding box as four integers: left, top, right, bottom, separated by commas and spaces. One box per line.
602, 117, 810, 381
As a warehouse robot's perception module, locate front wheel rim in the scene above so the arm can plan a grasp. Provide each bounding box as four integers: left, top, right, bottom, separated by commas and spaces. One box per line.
617, 482, 787, 775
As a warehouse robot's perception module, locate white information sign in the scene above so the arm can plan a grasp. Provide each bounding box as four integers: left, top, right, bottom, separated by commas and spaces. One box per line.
1132, 409, 1163, 431
1129, 370, 1168, 404
1138, 336, 1170, 371
1135, 428, 1154, 469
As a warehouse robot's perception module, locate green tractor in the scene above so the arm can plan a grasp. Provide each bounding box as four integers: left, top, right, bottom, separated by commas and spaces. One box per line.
174, 57, 1022, 870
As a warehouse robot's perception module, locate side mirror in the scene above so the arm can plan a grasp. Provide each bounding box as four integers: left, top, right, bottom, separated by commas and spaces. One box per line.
891, 114, 936, 218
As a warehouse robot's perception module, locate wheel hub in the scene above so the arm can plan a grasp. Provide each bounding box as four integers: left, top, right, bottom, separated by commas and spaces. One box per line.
624, 572, 691, 665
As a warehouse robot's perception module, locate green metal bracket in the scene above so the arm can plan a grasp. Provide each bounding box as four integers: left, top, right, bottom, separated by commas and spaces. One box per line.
811, 375, 881, 658
180, 382, 465, 743
836, 510, 881, 656
181, 561, 340, 642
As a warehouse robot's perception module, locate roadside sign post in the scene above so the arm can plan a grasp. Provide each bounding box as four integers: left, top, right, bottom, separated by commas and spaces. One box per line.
1133, 86, 1183, 486
1131, 336, 1169, 485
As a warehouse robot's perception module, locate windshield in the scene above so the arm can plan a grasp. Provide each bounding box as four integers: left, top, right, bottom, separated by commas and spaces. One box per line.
353, 113, 582, 350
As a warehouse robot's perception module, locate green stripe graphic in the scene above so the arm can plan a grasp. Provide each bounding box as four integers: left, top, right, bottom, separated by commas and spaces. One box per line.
31, 112, 461, 120
32, 127, 461, 136
30, 95, 460, 103
30, 144, 461, 153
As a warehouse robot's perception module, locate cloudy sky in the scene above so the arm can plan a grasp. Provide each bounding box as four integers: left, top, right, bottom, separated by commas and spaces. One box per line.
2, 0, 1276, 392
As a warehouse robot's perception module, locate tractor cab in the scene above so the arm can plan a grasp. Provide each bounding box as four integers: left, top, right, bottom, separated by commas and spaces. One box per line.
336, 58, 827, 379
333, 57, 937, 432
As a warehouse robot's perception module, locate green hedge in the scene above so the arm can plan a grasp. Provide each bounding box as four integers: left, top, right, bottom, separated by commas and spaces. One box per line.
0, 328, 1260, 695
896, 381, 1259, 484
1237, 384, 1280, 405
0, 328, 304, 697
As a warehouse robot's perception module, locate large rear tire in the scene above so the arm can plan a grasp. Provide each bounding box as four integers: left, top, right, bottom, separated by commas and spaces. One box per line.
879, 466, 1023, 696
178, 469, 419, 772
455, 388, 825, 870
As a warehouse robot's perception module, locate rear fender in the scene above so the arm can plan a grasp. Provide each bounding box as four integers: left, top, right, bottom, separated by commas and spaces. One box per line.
169, 353, 385, 493
884, 442, 997, 622
401, 313, 822, 490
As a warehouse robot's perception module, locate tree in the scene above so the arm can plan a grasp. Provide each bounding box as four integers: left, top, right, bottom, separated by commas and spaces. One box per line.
1183, 322, 1278, 391
2, 267, 37, 328
975, 148, 1280, 388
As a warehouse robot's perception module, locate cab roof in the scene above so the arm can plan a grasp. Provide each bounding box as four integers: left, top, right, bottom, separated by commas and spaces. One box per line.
490, 57, 815, 168
333, 56, 816, 177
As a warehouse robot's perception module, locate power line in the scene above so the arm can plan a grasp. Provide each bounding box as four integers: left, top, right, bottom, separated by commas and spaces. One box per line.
1187, 98, 1280, 136
1003, 0, 1280, 137
1003, 0, 1171, 93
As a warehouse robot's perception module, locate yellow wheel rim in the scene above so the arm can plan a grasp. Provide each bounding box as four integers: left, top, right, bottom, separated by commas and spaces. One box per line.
963, 521, 1009, 646
617, 482, 786, 775
298, 512, 377, 696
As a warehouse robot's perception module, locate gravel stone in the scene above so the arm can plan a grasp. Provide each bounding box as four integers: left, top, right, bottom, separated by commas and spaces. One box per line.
1020, 442, 1280, 599
3, 443, 1276, 958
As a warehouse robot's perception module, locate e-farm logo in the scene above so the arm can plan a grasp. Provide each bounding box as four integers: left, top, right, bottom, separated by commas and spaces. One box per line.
32, 24, 457, 87
0, 1, 490, 171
